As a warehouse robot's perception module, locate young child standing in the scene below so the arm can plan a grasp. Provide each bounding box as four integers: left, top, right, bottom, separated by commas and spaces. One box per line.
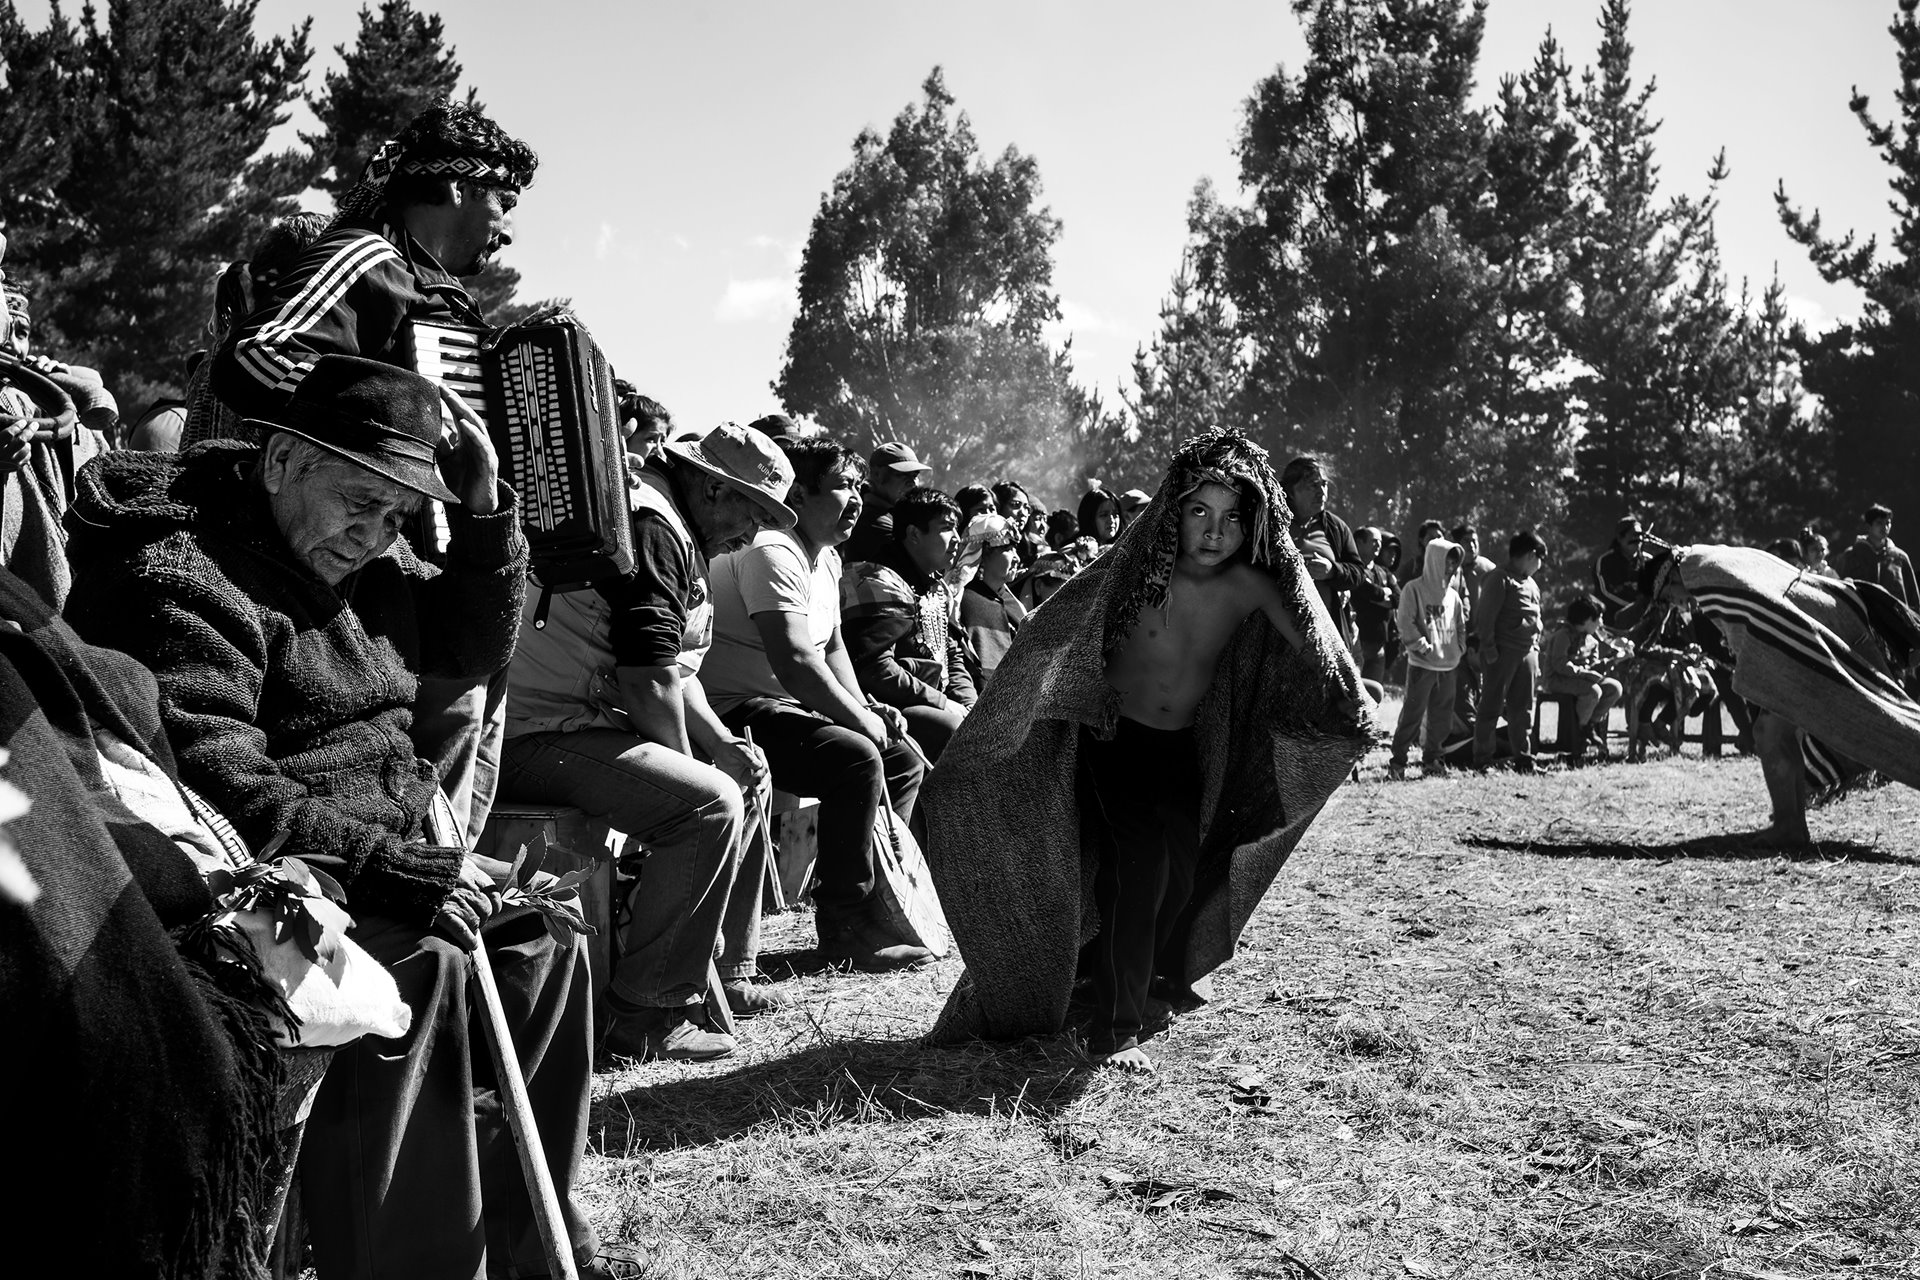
1089, 473, 1308, 1072
1473, 531, 1548, 771
1388, 537, 1465, 778
1539, 595, 1624, 761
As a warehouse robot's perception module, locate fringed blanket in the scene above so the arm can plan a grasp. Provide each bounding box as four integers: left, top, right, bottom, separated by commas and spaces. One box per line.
1678, 545, 1920, 794
922, 430, 1374, 1045
0, 567, 283, 1278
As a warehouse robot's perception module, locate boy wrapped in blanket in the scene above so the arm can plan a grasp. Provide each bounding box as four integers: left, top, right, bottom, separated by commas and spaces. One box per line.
922, 430, 1373, 1071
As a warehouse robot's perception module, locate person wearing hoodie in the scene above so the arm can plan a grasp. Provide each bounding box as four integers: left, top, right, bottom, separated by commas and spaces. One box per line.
1388, 537, 1466, 779
62, 356, 641, 1280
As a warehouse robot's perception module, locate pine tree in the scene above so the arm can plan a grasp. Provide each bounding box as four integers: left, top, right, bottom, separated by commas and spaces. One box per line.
1560, 0, 1706, 540
1727, 271, 1835, 535
302, 1, 526, 316
777, 68, 1083, 487
1466, 30, 1582, 536
1776, 0, 1920, 522
1206, 0, 1495, 531
1106, 185, 1245, 489
0, 0, 317, 408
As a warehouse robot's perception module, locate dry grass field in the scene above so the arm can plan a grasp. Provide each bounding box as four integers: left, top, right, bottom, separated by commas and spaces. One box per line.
579, 730, 1920, 1279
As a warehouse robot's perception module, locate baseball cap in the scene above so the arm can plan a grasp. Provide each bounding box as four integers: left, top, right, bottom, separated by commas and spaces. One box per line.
870, 441, 932, 475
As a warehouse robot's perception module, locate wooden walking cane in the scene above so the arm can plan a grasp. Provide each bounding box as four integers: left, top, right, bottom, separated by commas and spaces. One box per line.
436, 791, 580, 1280
470, 940, 579, 1280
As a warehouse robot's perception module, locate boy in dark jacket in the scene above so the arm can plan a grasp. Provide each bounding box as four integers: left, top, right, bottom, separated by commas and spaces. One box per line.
1472, 530, 1548, 771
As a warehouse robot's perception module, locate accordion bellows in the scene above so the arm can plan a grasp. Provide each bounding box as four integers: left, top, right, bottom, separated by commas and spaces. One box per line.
411, 316, 635, 588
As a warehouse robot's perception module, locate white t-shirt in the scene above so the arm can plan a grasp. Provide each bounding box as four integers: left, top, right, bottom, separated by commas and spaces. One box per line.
703, 528, 843, 713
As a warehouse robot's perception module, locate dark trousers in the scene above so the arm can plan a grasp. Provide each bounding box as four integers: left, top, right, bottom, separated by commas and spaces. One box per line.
1080, 718, 1202, 1055
721, 697, 923, 915
1473, 644, 1539, 766
300, 909, 595, 1280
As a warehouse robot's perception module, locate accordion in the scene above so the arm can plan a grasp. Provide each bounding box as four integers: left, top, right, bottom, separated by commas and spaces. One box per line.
409, 316, 634, 589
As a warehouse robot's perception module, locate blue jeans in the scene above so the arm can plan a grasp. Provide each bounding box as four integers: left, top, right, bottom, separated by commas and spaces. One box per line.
498, 730, 753, 1002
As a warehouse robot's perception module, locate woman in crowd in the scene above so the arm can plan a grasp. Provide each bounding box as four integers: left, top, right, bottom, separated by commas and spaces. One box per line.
1078, 487, 1122, 546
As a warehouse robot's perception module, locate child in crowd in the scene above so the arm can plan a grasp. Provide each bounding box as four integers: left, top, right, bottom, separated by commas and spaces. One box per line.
1538, 595, 1624, 762
1388, 536, 1465, 778
1473, 530, 1548, 771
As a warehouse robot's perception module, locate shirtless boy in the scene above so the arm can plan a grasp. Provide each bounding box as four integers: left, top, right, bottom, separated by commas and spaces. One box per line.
1088, 479, 1305, 1071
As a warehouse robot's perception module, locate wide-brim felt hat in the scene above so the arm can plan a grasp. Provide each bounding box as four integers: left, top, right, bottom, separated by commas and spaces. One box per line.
245, 354, 459, 504
664, 422, 797, 531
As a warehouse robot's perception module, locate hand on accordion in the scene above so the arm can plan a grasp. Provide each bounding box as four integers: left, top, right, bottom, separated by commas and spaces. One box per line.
435, 385, 500, 514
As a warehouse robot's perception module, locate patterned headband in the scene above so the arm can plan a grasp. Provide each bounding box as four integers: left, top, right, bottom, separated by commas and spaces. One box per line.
361, 138, 522, 192
4, 290, 27, 322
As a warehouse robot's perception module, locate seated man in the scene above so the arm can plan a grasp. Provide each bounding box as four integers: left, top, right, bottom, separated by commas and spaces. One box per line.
840, 485, 977, 762
63, 356, 636, 1280
703, 439, 931, 971
502, 422, 796, 1062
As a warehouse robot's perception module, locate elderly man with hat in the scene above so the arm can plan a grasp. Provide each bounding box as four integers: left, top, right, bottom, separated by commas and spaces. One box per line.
502, 422, 800, 1061
844, 439, 933, 564
63, 354, 641, 1280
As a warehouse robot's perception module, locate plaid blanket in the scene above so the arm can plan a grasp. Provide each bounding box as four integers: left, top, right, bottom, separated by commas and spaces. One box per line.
922, 430, 1374, 1044
0, 566, 282, 1278
1678, 545, 1920, 794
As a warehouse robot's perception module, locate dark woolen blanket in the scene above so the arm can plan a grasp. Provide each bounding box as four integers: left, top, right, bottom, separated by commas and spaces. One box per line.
922, 430, 1375, 1045
0, 567, 282, 1279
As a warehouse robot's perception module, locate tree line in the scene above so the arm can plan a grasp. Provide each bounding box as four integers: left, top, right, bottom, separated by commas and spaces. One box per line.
0, 0, 530, 414
2, 0, 1916, 556
781, 0, 1920, 553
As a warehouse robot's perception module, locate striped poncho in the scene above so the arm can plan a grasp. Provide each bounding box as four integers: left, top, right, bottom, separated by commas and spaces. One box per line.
1677, 545, 1920, 793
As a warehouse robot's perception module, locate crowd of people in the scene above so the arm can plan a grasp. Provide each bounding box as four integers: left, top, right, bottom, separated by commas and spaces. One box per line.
4, 97, 1918, 1280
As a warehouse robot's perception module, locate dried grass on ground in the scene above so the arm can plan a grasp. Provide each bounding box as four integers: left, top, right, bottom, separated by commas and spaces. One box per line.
581, 730, 1920, 1279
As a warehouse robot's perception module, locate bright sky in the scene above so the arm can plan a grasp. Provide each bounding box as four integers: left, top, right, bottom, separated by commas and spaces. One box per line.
31, 0, 1914, 436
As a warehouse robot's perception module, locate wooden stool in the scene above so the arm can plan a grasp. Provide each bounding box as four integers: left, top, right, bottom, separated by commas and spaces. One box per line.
769, 790, 820, 909
1531, 692, 1584, 754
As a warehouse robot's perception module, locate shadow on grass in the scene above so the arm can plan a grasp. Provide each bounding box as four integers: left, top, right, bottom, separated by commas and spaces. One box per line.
592, 1030, 1094, 1154
1464, 832, 1920, 867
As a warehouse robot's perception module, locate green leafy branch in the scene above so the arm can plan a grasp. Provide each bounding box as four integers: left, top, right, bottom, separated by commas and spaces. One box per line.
200, 831, 353, 965
500, 829, 599, 947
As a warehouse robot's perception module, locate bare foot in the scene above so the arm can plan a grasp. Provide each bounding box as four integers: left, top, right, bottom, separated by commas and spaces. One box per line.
1096, 1045, 1155, 1073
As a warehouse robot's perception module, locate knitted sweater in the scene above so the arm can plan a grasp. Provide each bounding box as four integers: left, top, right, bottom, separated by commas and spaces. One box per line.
62, 443, 527, 924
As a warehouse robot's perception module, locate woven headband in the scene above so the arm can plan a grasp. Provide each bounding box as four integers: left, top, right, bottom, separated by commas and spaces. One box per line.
361, 137, 521, 193
4, 290, 27, 322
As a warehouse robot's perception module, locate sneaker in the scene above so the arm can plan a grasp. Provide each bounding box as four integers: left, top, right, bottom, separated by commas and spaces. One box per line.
723, 978, 793, 1017
1386, 761, 1407, 781
603, 1004, 736, 1062
1422, 759, 1450, 779
578, 1243, 650, 1280
816, 905, 935, 972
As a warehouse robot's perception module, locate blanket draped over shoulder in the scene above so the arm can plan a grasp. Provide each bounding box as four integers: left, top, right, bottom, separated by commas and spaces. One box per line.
0, 566, 283, 1279
1678, 544, 1920, 794
922, 430, 1375, 1045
